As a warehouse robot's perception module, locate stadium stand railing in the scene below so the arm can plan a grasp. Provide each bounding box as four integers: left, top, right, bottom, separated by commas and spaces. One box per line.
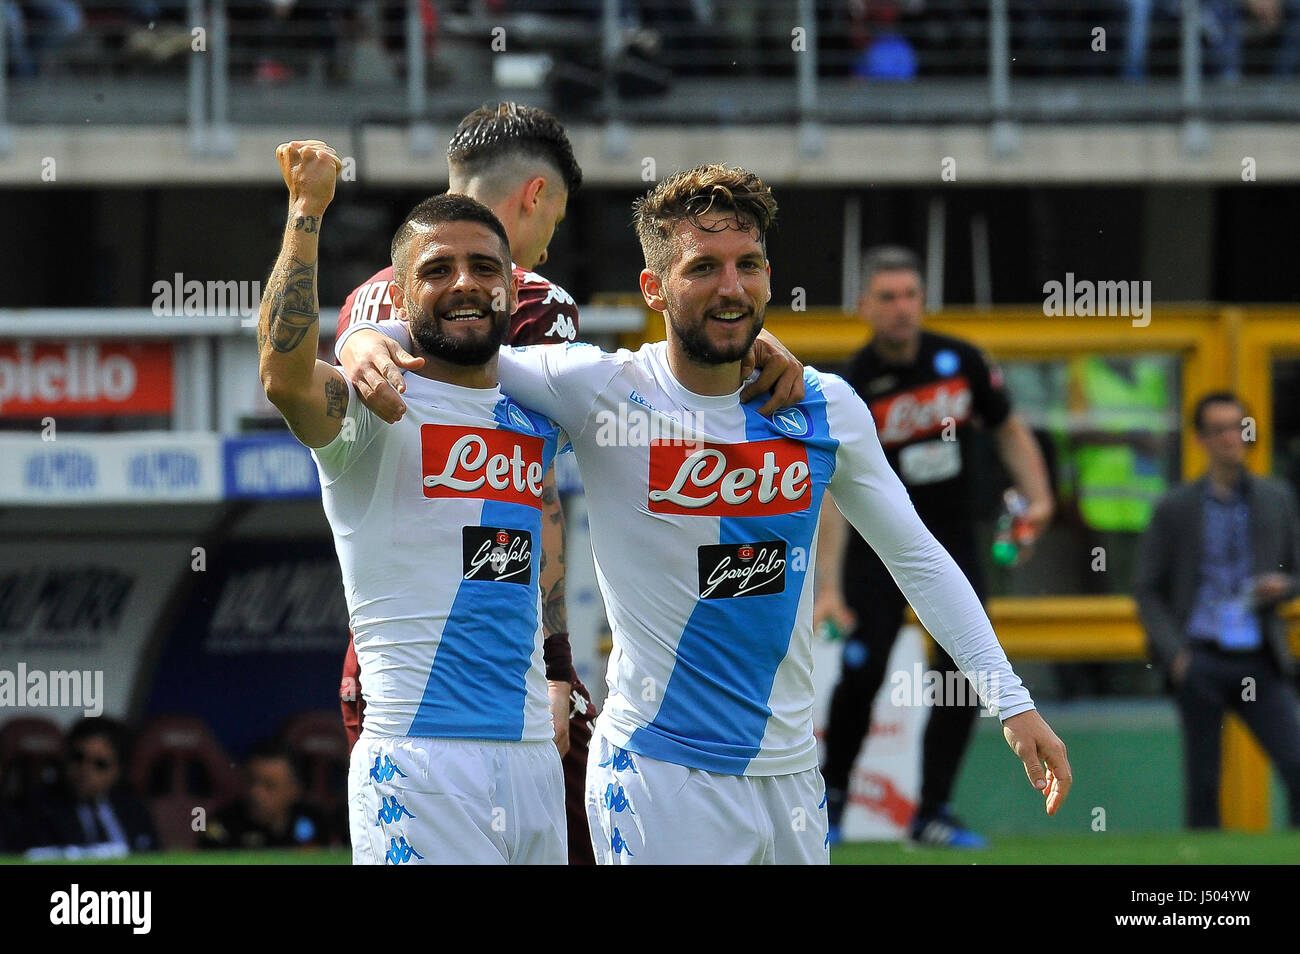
3, 0, 1300, 144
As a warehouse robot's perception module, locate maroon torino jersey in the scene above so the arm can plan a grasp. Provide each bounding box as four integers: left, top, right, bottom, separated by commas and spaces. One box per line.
336, 264, 580, 345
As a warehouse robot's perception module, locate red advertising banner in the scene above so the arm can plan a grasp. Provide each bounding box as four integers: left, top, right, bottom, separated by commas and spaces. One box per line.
0, 341, 173, 417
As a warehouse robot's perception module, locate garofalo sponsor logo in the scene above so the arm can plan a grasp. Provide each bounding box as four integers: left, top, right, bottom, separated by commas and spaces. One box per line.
462, 527, 533, 584
697, 541, 787, 599
49, 884, 151, 934
1042, 273, 1152, 327
0, 664, 103, 716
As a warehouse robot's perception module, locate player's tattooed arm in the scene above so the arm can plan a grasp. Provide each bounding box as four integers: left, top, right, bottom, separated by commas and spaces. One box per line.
259, 139, 348, 448
542, 559, 567, 635
540, 468, 572, 755
538, 468, 568, 638
266, 255, 318, 353
324, 374, 347, 419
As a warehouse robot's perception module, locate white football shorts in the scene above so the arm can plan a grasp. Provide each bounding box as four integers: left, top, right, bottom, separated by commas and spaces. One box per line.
350, 735, 565, 865
585, 720, 829, 865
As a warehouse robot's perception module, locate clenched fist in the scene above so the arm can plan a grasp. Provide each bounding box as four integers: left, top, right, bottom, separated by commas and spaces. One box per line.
276, 140, 342, 215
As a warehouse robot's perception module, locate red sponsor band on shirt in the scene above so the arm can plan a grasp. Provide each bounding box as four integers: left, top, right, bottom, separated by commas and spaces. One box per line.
421, 424, 546, 507
869, 376, 973, 447
647, 437, 812, 516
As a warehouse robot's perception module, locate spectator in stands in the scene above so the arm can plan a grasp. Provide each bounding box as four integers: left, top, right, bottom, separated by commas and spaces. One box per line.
1125, 0, 1300, 80
199, 740, 330, 849
4, 0, 83, 78
123, 2, 195, 64
1135, 391, 1300, 828
226, 0, 348, 84
1258, 0, 1300, 75
24, 717, 159, 856
845, 0, 919, 81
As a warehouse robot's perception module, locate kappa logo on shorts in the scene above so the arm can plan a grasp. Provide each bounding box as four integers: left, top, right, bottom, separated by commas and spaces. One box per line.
385, 836, 423, 865
697, 541, 787, 599
610, 827, 635, 857
603, 784, 635, 814
462, 526, 533, 584
647, 438, 812, 516
369, 755, 407, 784
376, 796, 415, 825
598, 748, 638, 773
421, 424, 546, 507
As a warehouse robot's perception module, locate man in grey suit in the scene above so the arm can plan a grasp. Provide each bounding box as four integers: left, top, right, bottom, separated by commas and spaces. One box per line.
1136, 390, 1300, 828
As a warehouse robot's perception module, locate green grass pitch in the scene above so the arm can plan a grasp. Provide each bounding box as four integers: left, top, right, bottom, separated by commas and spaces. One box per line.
3, 831, 1296, 864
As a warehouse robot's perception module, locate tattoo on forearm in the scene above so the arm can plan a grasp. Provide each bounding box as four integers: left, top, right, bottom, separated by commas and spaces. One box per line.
265, 257, 318, 353
543, 579, 567, 635
292, 213, 320, 234
324, 375, 347, 419
541, 482, 565, 525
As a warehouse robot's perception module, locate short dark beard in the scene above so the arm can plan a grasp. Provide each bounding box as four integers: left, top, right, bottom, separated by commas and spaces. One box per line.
408, 297, 510, 367
668, 307, 764, 365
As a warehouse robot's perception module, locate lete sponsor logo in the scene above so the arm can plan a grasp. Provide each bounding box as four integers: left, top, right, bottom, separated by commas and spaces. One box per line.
869, 377, 973, 448
648, 438, 812, 515
0, 341, 173, 417
421, 424, 546, 506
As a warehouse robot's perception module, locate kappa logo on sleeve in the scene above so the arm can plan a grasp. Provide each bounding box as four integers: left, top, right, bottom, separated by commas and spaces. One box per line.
421, 424, 546, 507
462, 526, 533, 584
697, 541, 787, 598
648, 438, 812, 516
545, 313, 578, 340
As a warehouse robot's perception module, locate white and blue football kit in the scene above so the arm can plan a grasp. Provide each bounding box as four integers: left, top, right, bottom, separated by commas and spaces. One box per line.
312, 373, 567, 864
339, 324, 1037, 865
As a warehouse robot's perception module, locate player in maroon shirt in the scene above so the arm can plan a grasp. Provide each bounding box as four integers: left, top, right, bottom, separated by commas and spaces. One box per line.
336, 103, 597, 864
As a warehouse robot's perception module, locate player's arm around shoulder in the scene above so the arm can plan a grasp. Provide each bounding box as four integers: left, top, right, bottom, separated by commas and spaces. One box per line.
257, 139, 350, 450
